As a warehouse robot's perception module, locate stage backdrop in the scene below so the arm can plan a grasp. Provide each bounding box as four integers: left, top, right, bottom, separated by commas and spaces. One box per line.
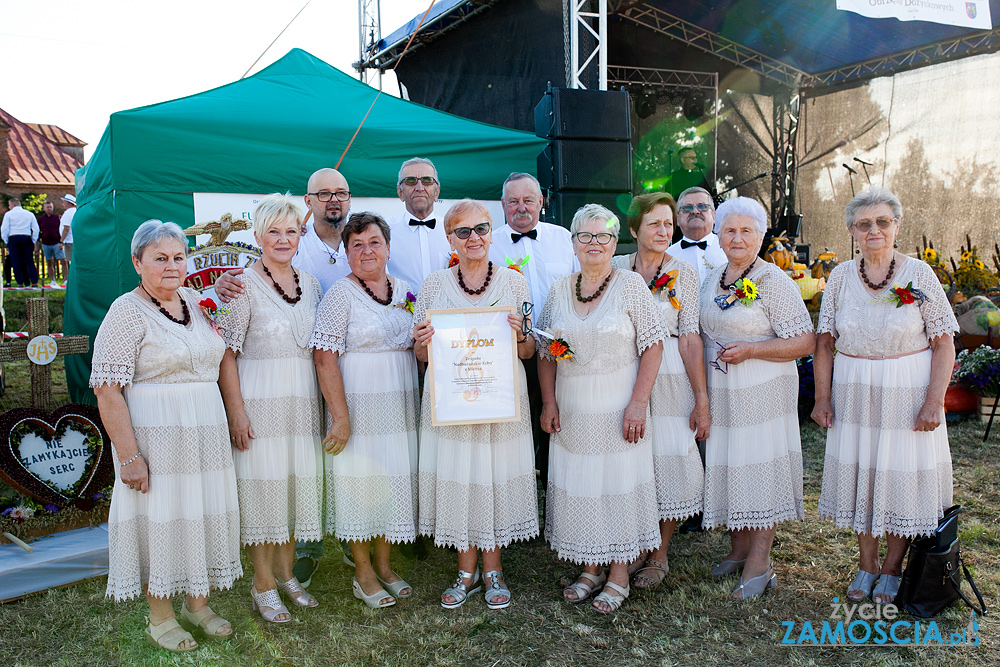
64, 48, 546, 403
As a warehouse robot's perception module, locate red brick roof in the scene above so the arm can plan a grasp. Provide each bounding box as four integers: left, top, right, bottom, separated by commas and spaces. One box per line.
1, 108, 82, 187
27, 123, 86, 147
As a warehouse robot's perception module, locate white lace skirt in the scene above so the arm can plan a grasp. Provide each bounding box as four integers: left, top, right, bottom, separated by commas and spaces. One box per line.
417, 364, 539, 552
702, 351, 804, 530
818, 350, 953, 538
649, 337, 704, 521
107, 382, 242, 601
326, 350, 419, 543
233, 355, 324, 546
545, 362, 660, 566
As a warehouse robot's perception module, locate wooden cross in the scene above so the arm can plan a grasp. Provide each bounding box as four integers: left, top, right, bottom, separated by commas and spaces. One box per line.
0, 298, 89, 410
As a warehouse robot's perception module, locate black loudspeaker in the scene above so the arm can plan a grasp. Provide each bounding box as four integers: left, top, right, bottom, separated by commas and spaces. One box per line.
545, 191, 634, 243
534, 87, 631, 141
537, 140, 633, 192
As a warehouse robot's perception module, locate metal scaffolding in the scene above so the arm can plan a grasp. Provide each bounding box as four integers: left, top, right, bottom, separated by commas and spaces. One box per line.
570, 0, 608, 90
358, 0, 382, 88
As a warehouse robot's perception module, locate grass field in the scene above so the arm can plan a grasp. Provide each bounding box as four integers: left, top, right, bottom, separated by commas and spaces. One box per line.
0, 290, 996, 665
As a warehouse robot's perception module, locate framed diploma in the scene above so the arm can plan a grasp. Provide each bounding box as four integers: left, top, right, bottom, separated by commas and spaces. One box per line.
426, 306, 520, 426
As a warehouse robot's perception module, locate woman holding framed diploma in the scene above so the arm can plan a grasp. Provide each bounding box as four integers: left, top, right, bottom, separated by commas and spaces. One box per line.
537, 204, 666, 614
413, 199, 538, 610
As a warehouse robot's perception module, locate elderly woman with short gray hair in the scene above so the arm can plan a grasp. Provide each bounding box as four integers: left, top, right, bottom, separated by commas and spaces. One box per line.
92, 219, 242, 653
813, 187, 958, 604
538, 203, 666, 614
699, 197, 815, 600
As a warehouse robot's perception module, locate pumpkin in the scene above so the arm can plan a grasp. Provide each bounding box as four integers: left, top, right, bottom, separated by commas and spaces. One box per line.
764, 235, 795, 270
811, 248, 839, 279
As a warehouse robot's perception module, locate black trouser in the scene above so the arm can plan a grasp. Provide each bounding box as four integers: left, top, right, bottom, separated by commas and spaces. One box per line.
521, 354, 550, 487
7, 235, 38, 286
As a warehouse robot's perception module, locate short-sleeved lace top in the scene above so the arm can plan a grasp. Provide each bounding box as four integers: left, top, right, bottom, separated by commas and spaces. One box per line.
310, 276, 415, 355
700, 261, 813, 345
536, 269, 666, 377
413, 266, 531, 327
817, 257, 958, 357
90, 287, 227, 387
216, 268, 323, 360
612, 254, 700, 337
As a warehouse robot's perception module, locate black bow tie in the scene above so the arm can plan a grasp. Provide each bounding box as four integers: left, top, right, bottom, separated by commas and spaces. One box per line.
409, 218, 436, 229
511, 229, 538, 243
680, 239, 708, 250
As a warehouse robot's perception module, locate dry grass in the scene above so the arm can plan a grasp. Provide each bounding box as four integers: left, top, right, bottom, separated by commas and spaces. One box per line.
1, 296, 996, 665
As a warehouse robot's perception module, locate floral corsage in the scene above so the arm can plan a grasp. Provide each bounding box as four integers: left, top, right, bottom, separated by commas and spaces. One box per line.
532, 328, 574, 361
395, 291, 417, 314
506, 255, 530, 274
650, 269, 681, 310
199, 297, 230, 329
714, 277, 759, 310
889, 281, 928, 308
448, 252, 460, 268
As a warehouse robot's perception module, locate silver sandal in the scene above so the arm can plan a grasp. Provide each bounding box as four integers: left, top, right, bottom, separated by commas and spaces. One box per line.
277, 576, 318, 607
846, 570, 879, 602
484, 570, 511, 610
441, 569, 481, 609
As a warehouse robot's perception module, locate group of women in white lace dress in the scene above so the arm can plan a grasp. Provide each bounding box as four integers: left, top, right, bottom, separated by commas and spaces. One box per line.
91, 183, 959, 651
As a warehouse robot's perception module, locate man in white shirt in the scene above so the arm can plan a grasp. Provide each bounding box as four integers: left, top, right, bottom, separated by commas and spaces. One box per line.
60, 194, 77, 268
488, 172, 578, 486
2, 198, 40, 287
293, 168, 353, 293
385, 158, 451, 293
667, 187, 727, 284
488, 172, 578, 309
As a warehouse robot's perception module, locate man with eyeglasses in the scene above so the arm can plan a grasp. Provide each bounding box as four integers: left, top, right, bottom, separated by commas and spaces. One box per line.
488, 172, 578, 486
294, 167, 354, 292
386, 157, 451, 292
667, 187, 727, 285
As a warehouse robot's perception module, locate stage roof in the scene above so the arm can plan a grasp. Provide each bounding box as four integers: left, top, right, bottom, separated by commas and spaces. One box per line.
365, 0, 1000, 91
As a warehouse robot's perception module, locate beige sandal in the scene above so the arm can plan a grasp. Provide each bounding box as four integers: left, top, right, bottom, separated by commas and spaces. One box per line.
563, 571, 607, 603
633, 557, 668, 589
179, 602, 232, 639
592, 581, 630, 614
277, 577, 318, 608
145, 616, 198, 653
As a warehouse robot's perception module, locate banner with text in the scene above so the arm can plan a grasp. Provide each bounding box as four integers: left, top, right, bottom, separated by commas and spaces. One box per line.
837, 0, 992, 30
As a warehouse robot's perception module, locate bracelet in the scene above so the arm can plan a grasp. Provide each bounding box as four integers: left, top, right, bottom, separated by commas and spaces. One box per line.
120, 453, 142, 468
516, 335, 528, 344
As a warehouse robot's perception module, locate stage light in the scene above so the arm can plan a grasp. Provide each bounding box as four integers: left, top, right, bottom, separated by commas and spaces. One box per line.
635, 89, 657, 119
683, 95, 705, 121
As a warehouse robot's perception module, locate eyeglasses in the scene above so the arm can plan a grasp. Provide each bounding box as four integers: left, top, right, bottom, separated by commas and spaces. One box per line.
678, 203, 713, 214
709, 341, 729, 374
450, 222, 491, 239
853, 216, 897, 232
573, 232, 615, 245
521, 302, 533, 337
308, 190, 351, 202
399, 176, 438, 187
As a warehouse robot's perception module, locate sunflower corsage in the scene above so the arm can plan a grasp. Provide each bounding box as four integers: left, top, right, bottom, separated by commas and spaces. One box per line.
888, 281, 928, 308
714, 277, 759, 310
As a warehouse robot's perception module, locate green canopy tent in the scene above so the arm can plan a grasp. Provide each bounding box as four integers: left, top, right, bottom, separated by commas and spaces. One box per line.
64, 48, 547, 403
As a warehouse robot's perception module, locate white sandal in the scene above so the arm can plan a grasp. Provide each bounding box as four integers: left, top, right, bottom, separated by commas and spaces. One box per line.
353, 577, 396, 609
484, 570, 511, 610
441, 569, 481, 609
592, 581, 630, 614
563, 571, 607, 603
251, 585, 292, 623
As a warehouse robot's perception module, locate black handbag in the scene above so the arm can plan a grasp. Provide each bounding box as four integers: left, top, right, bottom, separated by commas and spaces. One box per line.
894, 505, 987, 618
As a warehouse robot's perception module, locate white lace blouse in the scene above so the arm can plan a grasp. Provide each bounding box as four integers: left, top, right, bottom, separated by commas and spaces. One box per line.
817, 257, 958, 357
310, 277, 415, 354
612, 254, 700, 337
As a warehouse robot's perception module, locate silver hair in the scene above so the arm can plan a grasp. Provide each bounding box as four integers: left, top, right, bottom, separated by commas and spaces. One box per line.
677, 186, 714, 208
844, 186, 902, 229
570, 203, 620, 238
397, 157, 439, 184
253, 193, 304, 238
713, 197, 767, 234
501, 172, 542, 200
131, 219, 188, 260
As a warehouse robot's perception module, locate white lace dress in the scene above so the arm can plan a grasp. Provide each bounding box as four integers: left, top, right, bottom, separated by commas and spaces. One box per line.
217, 269, 324, 546
415, 267, 539, 551
817, 258, 958, 538
538, 270, 666, 565
613, 255, 705, 521
700, 262, 812, 530
310, 277, 419, 544
90, 288, 242, 601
